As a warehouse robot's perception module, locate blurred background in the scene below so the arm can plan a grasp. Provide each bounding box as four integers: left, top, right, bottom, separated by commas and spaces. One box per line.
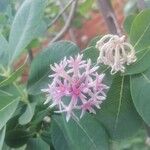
1, 0, 150, 49
1, 0, 150, 149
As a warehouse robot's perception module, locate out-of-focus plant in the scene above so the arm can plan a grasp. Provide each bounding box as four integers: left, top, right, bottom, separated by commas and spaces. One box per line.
124, 0, 150, 16
0, 0, 150, 150
111, 130, 150, 150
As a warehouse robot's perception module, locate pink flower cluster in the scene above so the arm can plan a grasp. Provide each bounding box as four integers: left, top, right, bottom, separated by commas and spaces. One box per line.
42, 54, 108, 122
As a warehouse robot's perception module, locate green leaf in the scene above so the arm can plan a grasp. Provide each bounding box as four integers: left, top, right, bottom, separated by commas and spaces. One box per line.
125, 47, 150, 75
0, 0, 9, 12
131, 68, 150, 125
27, 41, 80, 95
6, 115, 20, 132
2, 143, 27, 150
125, 9, 150, 74
31, 109, 49, 127
87, 36, 102, 47
41, 130, 55, 149
123, 14, 136, 35
5, 129, 30, 148
0, 126, 6, 150
19, 102, 36, 125
9, 0, 46, 64
26, 137, 49, 150
0, 88, 19, 130
32, 20, 47, 37
0, 61, 26, 87
94, 75, 142, 139
0, 34, 9, 66
111, 130, 149, 150
51, 114, 109, 150
51, 118, 70, 150
130, 9, 150, 50
82, 46, 99, 64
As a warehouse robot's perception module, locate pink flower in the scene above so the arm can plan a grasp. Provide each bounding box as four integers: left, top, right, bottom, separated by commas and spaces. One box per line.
42, 54, 108, 122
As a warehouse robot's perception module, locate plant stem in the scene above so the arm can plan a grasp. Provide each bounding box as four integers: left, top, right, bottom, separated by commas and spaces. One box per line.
28, 49, 33, 64
50, 0, 78, 43
48, 0, 75, 28
58, 0, 76, 43
97, 0, 122, 35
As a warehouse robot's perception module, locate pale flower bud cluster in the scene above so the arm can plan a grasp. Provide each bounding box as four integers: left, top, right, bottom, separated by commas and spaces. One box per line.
42, 54, 108, 122
96, 34, 137, 74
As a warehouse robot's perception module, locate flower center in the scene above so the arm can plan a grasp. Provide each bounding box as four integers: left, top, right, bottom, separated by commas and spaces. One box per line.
72, 87, 80, 96
58, 85, 66, 93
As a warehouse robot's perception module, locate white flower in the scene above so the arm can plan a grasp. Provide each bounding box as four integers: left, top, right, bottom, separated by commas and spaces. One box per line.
96, 34, 137, 74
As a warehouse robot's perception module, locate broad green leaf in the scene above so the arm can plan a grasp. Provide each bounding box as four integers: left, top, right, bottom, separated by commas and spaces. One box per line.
32, 20, 47, 37
16, 145, 27, 150
131, 9, 150, 49
0, 61, 26, 87
0, 0, 8, 12
0, 87, 19, 130
131, 68, 150, 125
87, 36, 101, 47
51, 114, 109, 150
51, 118, 70, 150
0, 34, 9, 66
0, 126, 6, 150
6, 115, 21, 132
111, 130, 149, 150
19, 102, 36, 125
82, 46, 99, 64
5, 130, 30, 148
27, 41, 80, 95
0, 76, 5, 82
29, 94, 49, 127
0, 13, 7, 26
94, 75, 142, 139
123, 14, 136, 35
125, 9, 150, 74
125, 47, 150, 75
26, 137, 49, 150
9, 0, 46, 64
31, 109, 49, 127
41, 130, 55, 149
0, 98, 19, 130
2, 143, 27, 150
